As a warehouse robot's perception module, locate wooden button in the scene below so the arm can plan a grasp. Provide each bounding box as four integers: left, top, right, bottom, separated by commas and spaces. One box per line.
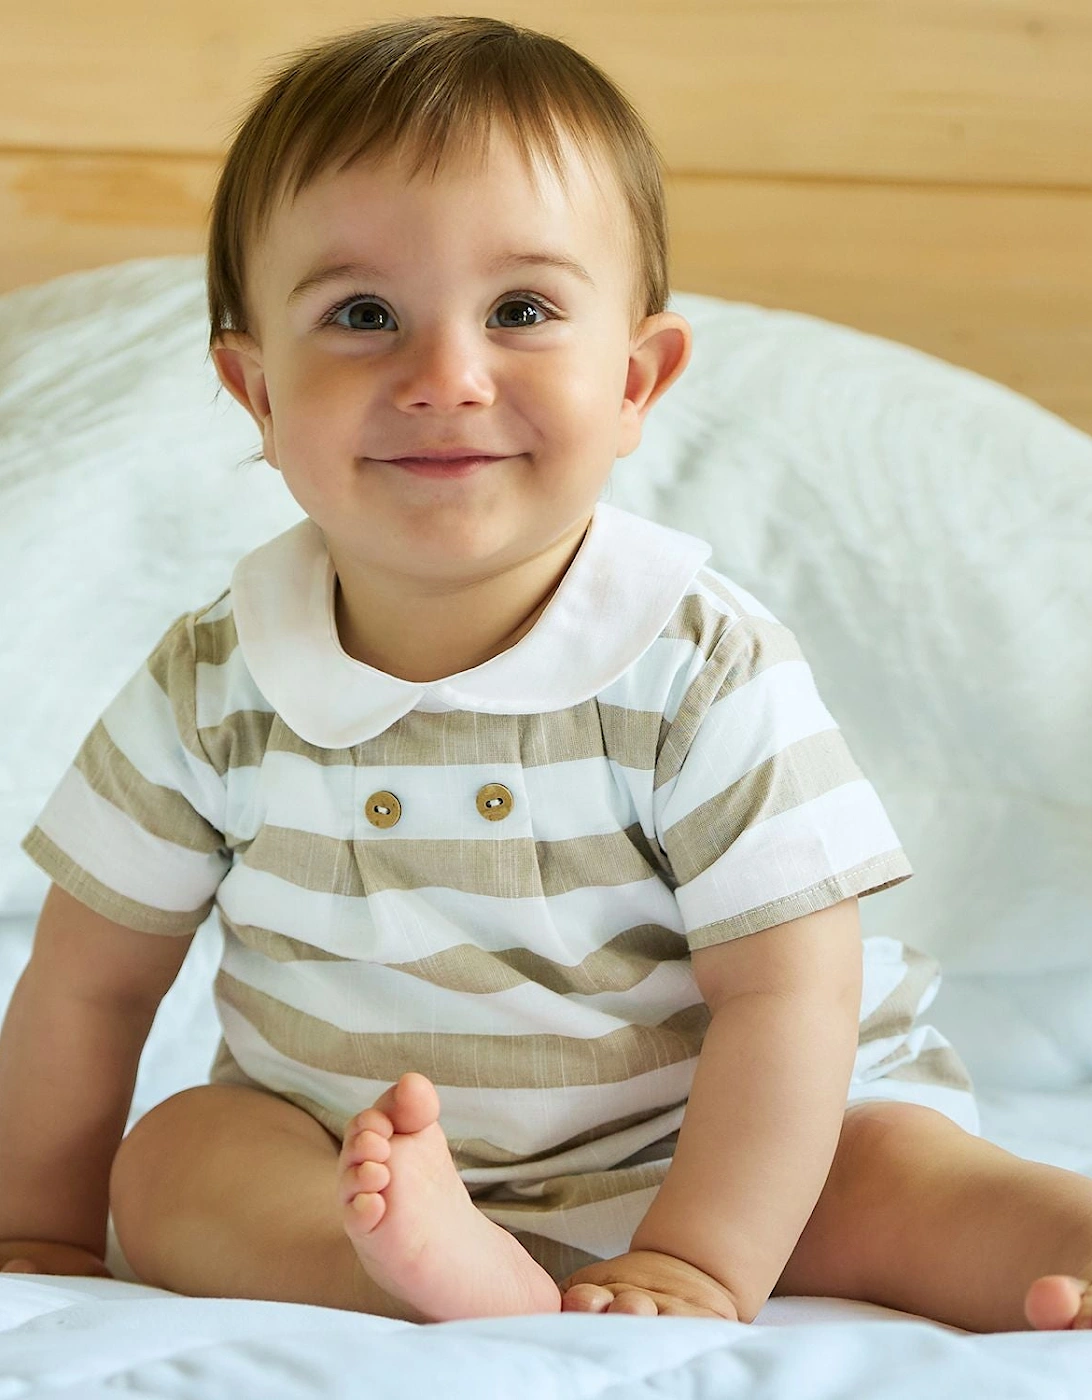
364, 791, 401, 828
476, 783, 514, 821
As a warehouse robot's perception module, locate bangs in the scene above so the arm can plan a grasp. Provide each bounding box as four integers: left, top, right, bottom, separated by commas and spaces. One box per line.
208, 18, 668, 342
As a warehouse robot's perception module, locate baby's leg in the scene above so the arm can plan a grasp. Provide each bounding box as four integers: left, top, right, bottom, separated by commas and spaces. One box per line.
110, 1074, 559, 1321
772, 1100, 1092, 1333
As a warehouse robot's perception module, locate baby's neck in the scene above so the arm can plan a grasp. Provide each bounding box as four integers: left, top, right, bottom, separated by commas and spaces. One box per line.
330, 529, 586, 684
334, 580, 552, 683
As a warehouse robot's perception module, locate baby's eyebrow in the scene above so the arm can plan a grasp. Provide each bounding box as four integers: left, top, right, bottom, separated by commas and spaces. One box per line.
288, 251, 596, 304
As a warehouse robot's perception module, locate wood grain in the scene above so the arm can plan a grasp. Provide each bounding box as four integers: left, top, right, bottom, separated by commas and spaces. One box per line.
0, 154, 212, 292
667, 174, 1092, 432
1, 1, 1090, 187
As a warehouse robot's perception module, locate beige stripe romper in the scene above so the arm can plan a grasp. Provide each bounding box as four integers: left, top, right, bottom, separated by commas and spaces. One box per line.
22, 502, 977, 1282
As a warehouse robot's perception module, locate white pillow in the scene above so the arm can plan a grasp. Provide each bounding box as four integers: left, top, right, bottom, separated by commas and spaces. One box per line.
2, 256, 1090, 1093
0, 258, 306, 917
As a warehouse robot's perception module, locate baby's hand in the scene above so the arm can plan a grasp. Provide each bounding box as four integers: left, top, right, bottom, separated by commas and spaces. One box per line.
0, 1241, 112, 1278
560, 1249, 740, 1319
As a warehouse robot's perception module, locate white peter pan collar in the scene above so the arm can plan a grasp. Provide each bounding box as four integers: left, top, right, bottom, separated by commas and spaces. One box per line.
230, 502, 712, 749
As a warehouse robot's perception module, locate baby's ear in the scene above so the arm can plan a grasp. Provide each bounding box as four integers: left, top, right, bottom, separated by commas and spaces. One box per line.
211, 331, 271, 421
210, 332, 278, 468
616, 312, 693, 457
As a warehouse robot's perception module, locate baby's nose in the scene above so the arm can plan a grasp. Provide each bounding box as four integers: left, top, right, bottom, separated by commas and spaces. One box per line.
392, 330, 496, 411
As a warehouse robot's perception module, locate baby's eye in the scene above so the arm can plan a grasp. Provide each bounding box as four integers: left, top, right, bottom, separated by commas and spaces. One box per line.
326, 298, 394, 332
489, 298, 551, 329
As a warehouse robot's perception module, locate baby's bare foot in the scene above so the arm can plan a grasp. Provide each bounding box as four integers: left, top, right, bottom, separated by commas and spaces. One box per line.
1024, 1268, 1092, 1330
337, 1072, 561, 1321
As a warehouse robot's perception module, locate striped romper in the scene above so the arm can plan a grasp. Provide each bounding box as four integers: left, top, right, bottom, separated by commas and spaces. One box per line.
22, 502, 978, 1281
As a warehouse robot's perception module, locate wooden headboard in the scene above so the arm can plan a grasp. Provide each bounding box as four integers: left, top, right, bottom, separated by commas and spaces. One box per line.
2, 2, 1090, 433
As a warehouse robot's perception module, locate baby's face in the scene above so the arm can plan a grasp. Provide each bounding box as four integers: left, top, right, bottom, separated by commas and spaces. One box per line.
215, 127, 685, 588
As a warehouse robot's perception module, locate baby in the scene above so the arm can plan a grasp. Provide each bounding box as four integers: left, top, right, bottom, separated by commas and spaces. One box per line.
1, 16, 1091, 1333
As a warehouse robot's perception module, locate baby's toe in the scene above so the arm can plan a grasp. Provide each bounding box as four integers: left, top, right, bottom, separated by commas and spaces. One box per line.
352, 1159, 390, 1194
345, 1107, 395, 1144
345, 1191, 386, 1233
343, 1128, 392, 1168
383, 1073, 441, 1135
1025, 1275, 1092, 1330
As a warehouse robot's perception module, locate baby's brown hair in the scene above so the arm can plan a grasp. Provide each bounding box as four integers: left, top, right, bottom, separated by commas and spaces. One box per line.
206, 15, 670, 348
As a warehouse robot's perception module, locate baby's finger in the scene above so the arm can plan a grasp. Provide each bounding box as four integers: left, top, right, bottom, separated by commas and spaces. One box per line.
561, 1283, 614, 1313
1, 1259, 41, 1274
656, 1299, 723, 1317
606, 1289, 658, 1316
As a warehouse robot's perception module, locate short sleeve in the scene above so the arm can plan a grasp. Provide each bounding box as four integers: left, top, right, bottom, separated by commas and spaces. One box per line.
654, 614, 912, 950
20, 612, 231, 935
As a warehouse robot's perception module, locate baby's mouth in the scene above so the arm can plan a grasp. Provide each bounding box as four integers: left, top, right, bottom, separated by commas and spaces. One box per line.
384, 454, 508, 478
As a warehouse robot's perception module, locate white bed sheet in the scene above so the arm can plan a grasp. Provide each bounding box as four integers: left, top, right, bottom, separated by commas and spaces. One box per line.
0, 1247, 1089, 1399
0, 905, 1090, 1396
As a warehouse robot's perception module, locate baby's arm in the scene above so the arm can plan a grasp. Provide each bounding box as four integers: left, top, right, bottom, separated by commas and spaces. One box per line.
564, 897, 863, 1320
0, 884, 192, 1274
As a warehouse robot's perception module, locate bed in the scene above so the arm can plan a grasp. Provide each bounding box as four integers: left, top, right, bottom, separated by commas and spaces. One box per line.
2, 4, 1092, 1396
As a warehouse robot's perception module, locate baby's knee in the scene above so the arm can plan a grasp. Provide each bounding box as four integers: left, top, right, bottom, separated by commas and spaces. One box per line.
109, 1088, 208, 1282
